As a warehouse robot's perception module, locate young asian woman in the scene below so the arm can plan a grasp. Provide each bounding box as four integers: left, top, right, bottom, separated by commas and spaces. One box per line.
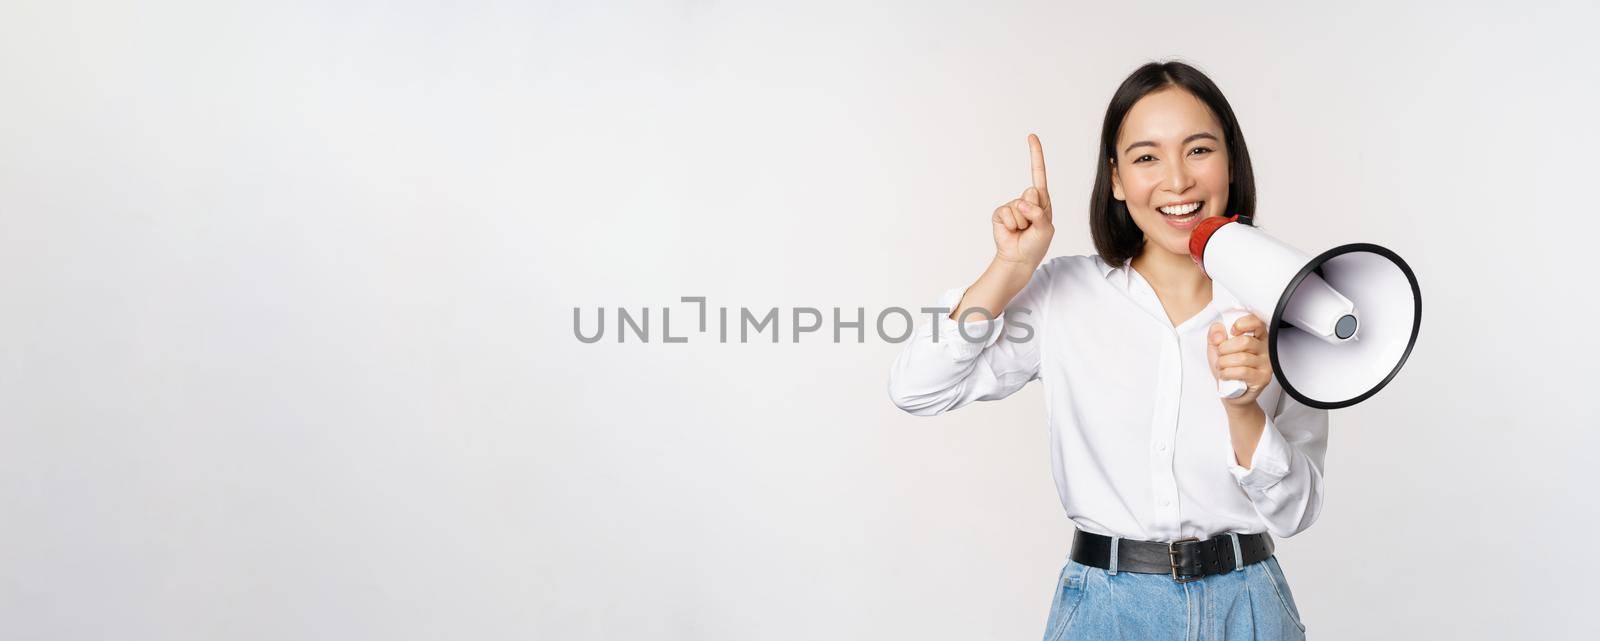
887, 61, 1322, 641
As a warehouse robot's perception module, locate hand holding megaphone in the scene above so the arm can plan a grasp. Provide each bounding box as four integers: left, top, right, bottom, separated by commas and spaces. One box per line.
1207, 308, 1272, 406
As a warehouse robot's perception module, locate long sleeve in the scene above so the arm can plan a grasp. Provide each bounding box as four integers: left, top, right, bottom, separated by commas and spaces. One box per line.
886, 259, 1056, 416
1227, 392, 1329, 538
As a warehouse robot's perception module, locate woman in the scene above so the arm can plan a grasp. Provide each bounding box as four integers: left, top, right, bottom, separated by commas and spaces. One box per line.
887, 61, 1324, 641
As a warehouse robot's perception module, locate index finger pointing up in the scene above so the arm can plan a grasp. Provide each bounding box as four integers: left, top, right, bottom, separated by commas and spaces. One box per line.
1028, 133, 1050, 205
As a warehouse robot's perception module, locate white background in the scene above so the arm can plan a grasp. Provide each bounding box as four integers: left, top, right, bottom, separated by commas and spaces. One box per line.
2, 1, 1596, 639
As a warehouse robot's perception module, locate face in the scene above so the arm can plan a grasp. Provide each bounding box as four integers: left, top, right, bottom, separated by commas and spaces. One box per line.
1111, 86, 1232, 258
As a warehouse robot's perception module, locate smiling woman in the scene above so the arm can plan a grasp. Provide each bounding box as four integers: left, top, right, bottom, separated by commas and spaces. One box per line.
1093, 62, 1258, 266
887, 60, 1323, 641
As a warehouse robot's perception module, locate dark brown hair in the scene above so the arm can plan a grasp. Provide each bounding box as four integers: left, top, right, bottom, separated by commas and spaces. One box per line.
1089, 61, 1257, 266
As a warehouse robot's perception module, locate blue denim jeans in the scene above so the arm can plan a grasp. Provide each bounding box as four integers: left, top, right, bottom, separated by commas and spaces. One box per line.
1042, 553, 1307, 640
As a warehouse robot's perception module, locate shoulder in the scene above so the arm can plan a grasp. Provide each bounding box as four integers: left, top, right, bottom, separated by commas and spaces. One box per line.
1021, 255, 1110, 310
1037, 254, 1109, 282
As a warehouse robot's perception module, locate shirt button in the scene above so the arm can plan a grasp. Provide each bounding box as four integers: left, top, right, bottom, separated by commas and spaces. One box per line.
1156, 442, 1167, 451
1160, 499, 1171, 507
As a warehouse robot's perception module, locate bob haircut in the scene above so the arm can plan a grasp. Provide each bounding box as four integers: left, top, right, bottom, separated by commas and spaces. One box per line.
1089, 61, 1257, 267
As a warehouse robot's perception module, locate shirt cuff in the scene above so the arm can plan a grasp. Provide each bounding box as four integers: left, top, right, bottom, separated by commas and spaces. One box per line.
1228, 411, 1293, 491
931, 286, 1006, 360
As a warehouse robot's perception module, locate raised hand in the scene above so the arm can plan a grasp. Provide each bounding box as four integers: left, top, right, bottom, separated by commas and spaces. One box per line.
992, 133, 1055, 268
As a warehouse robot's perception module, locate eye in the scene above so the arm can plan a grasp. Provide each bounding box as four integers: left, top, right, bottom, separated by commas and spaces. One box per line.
1189, 146, 1213, 156
1133, 154, 1157, 164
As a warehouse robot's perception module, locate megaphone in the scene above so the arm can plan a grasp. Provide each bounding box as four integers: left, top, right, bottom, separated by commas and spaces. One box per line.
1189, 216, 1421, 410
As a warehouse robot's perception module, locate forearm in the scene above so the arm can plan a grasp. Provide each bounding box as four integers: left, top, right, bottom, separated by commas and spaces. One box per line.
950, 258, 1036, 322
1224, 396, 1330, 539
1226, 404, 1267, 469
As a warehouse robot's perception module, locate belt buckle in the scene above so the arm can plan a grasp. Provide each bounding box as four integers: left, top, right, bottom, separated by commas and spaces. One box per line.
1168, 537, 1201, 583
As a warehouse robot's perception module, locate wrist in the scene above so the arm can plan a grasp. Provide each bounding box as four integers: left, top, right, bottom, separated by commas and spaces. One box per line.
988, 255, 1038, 284
985, 258, 1035, 303
1225, 403, 1265, 422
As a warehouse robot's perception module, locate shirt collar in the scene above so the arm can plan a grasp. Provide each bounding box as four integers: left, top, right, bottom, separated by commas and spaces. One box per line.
1094, 255, 1133, 290
1096, 254, 1248, 326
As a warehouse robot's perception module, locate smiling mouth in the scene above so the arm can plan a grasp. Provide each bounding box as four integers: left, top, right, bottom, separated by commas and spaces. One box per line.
1158, 201, 1204, 220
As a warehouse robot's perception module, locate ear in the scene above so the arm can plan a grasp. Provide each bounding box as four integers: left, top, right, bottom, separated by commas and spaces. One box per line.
1110, 160, 1125, 202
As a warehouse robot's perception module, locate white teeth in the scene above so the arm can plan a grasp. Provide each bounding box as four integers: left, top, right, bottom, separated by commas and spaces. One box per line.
1159, 202, 1202, 216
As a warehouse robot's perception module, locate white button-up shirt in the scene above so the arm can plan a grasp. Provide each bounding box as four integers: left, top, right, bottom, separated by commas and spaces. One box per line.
887, 254, 1328, 542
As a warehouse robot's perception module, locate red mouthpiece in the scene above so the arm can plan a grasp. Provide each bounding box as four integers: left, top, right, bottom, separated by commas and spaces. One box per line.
1187, 214, 1238, 273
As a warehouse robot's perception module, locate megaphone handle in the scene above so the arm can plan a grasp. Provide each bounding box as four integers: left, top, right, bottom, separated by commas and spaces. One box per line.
1216, 307, 1253, 399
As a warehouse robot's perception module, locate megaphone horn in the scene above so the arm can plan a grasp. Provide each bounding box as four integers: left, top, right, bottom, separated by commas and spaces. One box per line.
1189, 216, 1422, 410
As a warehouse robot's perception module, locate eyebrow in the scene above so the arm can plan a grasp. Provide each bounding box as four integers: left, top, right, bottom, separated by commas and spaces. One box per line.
1122, 132, 1220, 155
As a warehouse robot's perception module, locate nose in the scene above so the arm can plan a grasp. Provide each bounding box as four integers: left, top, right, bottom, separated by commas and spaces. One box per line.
1165, 159, 1195, 193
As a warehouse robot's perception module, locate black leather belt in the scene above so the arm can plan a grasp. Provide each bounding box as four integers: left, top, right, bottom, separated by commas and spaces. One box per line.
1069, 529, 1274, 583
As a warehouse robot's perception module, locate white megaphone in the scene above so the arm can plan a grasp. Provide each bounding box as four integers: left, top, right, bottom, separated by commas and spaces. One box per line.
1189, 215, 1421, 410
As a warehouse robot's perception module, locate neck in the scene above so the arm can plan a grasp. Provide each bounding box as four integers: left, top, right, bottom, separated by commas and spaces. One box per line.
1130, 243, 1211, 299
